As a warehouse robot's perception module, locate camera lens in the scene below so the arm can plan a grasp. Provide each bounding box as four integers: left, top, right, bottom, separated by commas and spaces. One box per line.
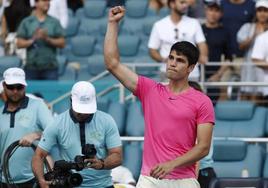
68, 173, 83, 186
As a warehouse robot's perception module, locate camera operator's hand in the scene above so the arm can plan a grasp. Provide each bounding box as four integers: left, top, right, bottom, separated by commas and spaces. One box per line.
38, 179, 51, 188
19, 132, 41, 146
85, 157, 104, 170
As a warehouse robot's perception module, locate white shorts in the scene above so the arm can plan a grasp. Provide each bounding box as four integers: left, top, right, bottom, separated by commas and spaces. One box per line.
136, 175, 200, 188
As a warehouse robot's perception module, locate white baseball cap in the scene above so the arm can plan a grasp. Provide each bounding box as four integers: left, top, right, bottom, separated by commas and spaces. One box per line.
71, 81, 97, 114
3, 67, 27, 86
256, 0, 268, 8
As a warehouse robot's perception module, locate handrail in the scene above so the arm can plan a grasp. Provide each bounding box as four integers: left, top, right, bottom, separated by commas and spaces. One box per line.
49, 61, 268, 110
49, 70, 110, 109
120, 136, 268, 143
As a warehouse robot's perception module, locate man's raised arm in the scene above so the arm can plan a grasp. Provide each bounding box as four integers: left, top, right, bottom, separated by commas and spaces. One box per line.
104, 6, 138, 93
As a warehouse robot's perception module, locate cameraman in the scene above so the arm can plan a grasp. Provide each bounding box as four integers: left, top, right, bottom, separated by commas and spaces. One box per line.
32, 81, 122, 188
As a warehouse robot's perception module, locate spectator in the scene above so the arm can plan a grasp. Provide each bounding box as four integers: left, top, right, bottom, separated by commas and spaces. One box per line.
221, 0, 255, 58
187, 0, 206, 19
252, 36, 268, 105
202, 0, 232, 104
104, 6, 214, 188
237, 0, 268, 103
67, 0, 84, 13
148, 0, 208, 81
112, 165, 136, 188
0, 67, 53, 188
16, 0, 65, 80
149, 0, 168, 15
1, 0, 32, 56
30, 0, 68, 29
32, 81, 123, 188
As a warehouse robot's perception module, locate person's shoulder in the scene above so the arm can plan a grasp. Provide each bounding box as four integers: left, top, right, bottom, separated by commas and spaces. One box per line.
189, 88, 212, 103
47, 15, 62, 24
95, 110, 113, 120
155, 15, 171, 26
21, 15, 35, 24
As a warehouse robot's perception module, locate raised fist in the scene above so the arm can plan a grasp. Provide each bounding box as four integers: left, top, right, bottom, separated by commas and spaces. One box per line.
108, 6, 125, 22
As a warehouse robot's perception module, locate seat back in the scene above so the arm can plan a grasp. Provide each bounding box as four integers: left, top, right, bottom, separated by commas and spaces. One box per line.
213, 140, 263, 178
214, 101, 266, 137
209, 178, 263, 188
125, 102, 145, 136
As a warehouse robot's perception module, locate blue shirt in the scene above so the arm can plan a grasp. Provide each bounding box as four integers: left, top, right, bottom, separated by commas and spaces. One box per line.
39, 110, 122, 188
221, 0, 255, 57
0, 97, 53, 183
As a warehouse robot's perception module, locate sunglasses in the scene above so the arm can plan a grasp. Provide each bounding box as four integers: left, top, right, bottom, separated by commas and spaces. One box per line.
5, 84, 25, 91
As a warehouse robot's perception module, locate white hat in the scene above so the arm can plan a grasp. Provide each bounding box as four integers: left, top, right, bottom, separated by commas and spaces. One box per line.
71, 81, 97, 114
256, 0, 268, 8
3, 67, 27, 86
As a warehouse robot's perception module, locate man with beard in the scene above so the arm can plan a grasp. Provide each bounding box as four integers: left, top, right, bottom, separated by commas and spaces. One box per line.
104, 6, 214, 188
148, 0, 208, 81
0, 67, 53, 187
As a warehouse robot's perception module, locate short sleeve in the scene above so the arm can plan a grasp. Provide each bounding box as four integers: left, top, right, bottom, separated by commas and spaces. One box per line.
16, 19, 28, 38
53, 19, 65, 37
237, 23, 251, 43
36, 100, 54, 131
197, 97, 215, 125
133, 76, 156, 102
38, 123, 58, 152
105, 115, 122, 149
194, 20, 206, 44
148, 23, 161, 49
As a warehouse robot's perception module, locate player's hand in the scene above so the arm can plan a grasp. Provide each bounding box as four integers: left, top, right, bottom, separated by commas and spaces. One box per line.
150, 161, 176, 179
108, 6, 125, 23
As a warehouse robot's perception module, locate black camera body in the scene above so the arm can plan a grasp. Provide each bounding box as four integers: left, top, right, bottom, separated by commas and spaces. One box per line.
74, 144, 97, 165
42, 144, 97, 188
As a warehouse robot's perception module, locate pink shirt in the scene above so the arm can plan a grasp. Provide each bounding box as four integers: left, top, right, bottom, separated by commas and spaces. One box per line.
133, 76, 215, 179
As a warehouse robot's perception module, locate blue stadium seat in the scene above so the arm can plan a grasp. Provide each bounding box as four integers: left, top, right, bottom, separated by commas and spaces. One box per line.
87, 55, 108, 78
65, 17, 80, 39
159, 7, 170, 17
97, 98, 110, 113
58, 64, 77, 81
213, 140, 263, 178
84, 0, 107, 19
107, 101, 126, 135
123, 142, 143, 180
78, 18, 107, 37
125, 102, 144, 136
118, 35, 141, 62
209, 178, 263, 188
53, 97, 70, 114
263, 154, 268, 177
57, 55, 67, 76
0, 56, 21, 78
125, 0, 148, 18
134, 55, 158, 77
214, 101, 266, 137
68, 36, 96, 65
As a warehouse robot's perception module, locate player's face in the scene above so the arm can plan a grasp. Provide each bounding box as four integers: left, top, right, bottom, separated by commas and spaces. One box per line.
166, 50, 194, 81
